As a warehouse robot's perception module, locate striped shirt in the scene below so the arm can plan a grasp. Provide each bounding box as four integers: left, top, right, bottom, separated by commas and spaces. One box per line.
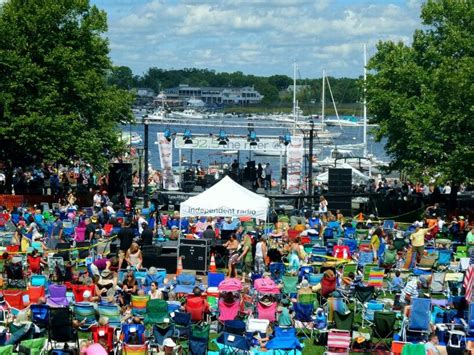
400, 279, 418, 304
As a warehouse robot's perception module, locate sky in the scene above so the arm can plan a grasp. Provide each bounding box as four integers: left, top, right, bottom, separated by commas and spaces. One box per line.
91, 0, 423, 78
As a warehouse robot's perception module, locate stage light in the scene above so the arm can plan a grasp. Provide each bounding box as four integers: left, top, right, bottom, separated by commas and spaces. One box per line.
217, 130, 229, 145
164, 128, 172, 142
183, 129, 193, 144
247, 131, 259, 146
280, 132, 292, 146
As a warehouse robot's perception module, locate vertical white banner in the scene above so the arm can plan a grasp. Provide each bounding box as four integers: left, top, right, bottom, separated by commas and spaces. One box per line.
157, 133, 179, 191
285, 135, 304, 194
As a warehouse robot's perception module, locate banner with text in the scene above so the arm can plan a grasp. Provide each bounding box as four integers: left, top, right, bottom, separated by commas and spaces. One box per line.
174, 135, 285, 152
156, 133, 179, 191
285, 135, 304, 194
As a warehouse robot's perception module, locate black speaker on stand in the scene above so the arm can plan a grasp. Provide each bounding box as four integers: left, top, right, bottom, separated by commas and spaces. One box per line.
327, 168, 352, 214
108, 163, 132, 197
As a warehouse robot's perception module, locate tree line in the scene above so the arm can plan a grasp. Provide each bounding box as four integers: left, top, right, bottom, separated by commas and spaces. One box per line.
107, 66, 362, 105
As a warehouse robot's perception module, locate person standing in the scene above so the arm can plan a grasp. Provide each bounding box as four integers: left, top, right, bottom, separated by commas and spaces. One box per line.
117, 220, 135, 270
264, 163, 272, 190
254, 235, 267, 275
238, 232, 253, 282
410, 224, 436, 265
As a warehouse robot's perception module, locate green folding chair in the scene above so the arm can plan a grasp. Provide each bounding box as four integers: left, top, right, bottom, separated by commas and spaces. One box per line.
334, 309, 354, 331
0, 345, 13, 354
356, 229, 369, 240
281, 275, 298, 297
455, 246, 467, 260
343, 263, 357, 278
19, 337, 47, 355
371, 311, 397, 351
144, 299, 169, 325
297, 293, 318, 308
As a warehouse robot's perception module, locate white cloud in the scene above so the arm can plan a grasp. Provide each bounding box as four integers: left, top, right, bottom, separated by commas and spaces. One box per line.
96, 0, 422, 77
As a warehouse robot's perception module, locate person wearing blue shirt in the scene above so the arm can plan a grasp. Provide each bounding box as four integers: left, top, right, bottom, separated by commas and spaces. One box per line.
327, 216, 343, 237
309, 216, 320, 229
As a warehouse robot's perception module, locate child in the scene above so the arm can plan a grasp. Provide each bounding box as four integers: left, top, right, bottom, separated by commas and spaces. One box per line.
277, 298, 293, 327
252, 331, 269, 350
389, 270, 404, 292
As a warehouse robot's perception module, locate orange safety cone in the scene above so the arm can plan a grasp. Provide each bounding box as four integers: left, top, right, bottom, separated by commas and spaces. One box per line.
209, 253, 217, 273
176, 256, 183, 276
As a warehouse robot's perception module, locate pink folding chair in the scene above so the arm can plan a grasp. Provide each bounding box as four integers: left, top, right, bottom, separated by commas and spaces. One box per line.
218, 299, 240, 321
257, 300, 277, 321
75, 227, 86, 242
327, 329, 351, 354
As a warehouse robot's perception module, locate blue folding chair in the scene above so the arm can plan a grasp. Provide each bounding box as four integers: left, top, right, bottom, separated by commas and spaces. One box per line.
294, 302, 314, 339
269, 262, 286, 283
343, 238, 358, 255
308, 273, 323, 286
311, 246, 327, 263
217, 332, 251, 353
208, 272, 225, 288
464, 303, 474, 337
122, 323, 146, 344
344, 227, 356, 239
173, 273, 197, 294
358, 250, 374, 267
298, 266, 313, 282
437, 249, 452, 267
31, 275, 48, 288
31, 304, 49, 328
266, 327, 302, 353
382, 220, 395, 231
403, 297, 431, 342
362, 300, 384, 328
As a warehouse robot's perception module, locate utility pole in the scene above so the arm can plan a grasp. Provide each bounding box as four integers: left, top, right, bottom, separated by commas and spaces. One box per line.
143, 116, 149, 207
307, 120, 314, 204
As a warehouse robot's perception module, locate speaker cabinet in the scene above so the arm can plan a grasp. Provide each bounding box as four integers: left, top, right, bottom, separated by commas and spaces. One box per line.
328, 168, 352, 194
179, 239, 208, 272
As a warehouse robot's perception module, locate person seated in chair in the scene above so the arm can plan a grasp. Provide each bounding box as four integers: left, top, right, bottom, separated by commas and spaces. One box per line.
27, 248, 47, 274
184, 286, 209, 315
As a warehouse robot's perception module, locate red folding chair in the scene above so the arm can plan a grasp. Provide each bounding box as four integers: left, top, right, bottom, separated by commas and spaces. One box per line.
103, 224, 113, 236
27, 286, 45, 304
6, 245, 20, 253
287, 229, 301, 241
4, 290, 25, 310
91, 325, 115, 353
185, 295, 207, 322
72, 284, 95, 302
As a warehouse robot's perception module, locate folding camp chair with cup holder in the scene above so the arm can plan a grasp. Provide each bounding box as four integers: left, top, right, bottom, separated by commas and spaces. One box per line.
367, 267, 386, 295
90, 325, 115, 353
269, 262, 286, 283
47, 307, 79, 350
265, 327, 302, 355
131, 295, 150, 317
402, 297, 432, 342
362, 300, 384, 328
294, 302, 315, 339
281, 275, 298, 298
334, 309, 354, 333
371, 310, 397, 351
18, 337, 47, 355
217, 332, 252, 354
362, 263, 378, 283
144, 299, 168, 325
73, 302, 97, 330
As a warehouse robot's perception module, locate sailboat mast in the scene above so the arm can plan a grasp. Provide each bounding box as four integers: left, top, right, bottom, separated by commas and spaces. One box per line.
321, 69, 325, 125
363, 44, 368, 158
293, 62, 297, 135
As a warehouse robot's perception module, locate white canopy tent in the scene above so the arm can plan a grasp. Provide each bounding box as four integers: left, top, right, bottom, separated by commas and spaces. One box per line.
315, 163, 370, 185
180, 176, 270, 221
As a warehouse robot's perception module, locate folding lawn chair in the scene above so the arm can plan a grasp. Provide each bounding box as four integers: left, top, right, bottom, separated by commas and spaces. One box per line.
71, 284, 95, 303
327, 297, 347, 323
239, 294, 254, 318
121, 323, 146, 344
266, 327, 302, 354
31, 274, 48, 288
98, 304, 121, 328
326, 329, 351, 355
358, 250, 374, 268
298, 265, 314, 282
437, 249, 452, 268
47, 284, 69, 307
298, 292, 318, 308
174, 273, 197, 294
48, 307, 79, 350
91, 325, 115, 353
31, 304, 49, 329
218, 298, 240, 322
334, 309, 354, 333
73, 302, 97, 330
382, 220, 395, 231
18, 337, 47, 355
362, 263, 378, 283
344, 227, 356, 239
342, 239, 357, 255
208, 272, 225, 288
256, 298, 277, 322
5, 261, 26, 288
311, 246, 328, 263
308, 273, 323, 287
281, 275, 298, 298
431, 272, 447, 295
151, 323, 174, 346
185, 295, 207, 322
3, 290, 25, 312
461, 303, 474, 337
144, 298, 168, 325
367, 267, 385, 295
223, 319, 246, 335
362, 300, 384, 328
371, 310, 397, 351
27, 286, 45, 305
455, 246, 468, 260
402, 297, 431, 342
122, 343, 147, 355
217, 332, 252, 353
342, 263, 357, 278
269, 262, 286, 283
131, 295, 149, 317
294, 302, 315, 339
170, 311, 192, 339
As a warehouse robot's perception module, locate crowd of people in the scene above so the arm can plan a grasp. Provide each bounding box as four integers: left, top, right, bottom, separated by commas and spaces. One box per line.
0, 191, 472, 354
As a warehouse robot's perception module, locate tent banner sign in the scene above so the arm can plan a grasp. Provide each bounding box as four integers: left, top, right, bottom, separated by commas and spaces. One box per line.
182, 206, 258, 217
174, 135, 285, 152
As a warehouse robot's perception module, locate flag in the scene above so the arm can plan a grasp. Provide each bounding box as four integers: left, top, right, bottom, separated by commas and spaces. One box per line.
464, 264, 474, 304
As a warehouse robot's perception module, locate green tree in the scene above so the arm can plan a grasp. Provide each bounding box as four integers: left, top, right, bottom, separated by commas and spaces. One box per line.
0, 0, 133, 184
107, 66, 138, 90
367, 0, 474, 196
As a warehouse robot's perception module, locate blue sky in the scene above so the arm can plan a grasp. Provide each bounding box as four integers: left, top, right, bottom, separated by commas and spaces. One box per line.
91, 0, 422, 78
